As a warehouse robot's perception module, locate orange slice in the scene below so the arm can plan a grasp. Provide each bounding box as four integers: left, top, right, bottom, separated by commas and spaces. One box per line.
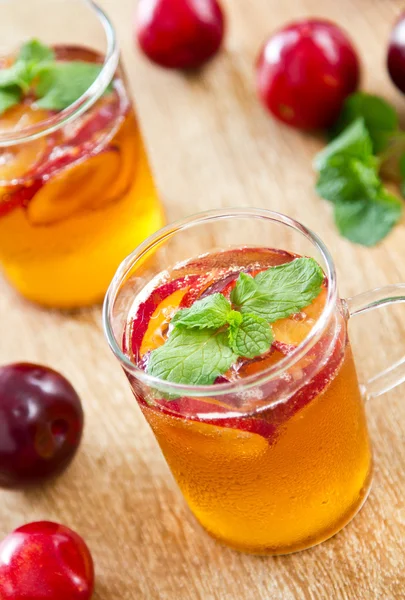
235, 349, 287, 378
175, 418, 268, 457
153, 412, 268, 458
0, 104, 51, 183
272, 287, 327, 346
27, 148, 121, 225
140, 288, 189, 356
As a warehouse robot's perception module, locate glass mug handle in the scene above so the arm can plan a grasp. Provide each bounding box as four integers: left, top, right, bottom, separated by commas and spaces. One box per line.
344, 284, 405, 399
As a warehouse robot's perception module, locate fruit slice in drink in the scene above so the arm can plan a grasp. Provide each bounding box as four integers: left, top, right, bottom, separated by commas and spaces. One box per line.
27, 150, 121, 225
0, 105, 52, 217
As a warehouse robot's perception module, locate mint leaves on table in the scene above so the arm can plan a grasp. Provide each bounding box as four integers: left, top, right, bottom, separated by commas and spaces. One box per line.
0, 39, 104, 115
146, 257, 323, 386
333, 191, 402, 246
314, 93, 404, 247
329, 92, 398, 154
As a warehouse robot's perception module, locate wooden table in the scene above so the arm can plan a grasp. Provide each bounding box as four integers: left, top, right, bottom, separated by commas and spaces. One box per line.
1, 0, 405, 598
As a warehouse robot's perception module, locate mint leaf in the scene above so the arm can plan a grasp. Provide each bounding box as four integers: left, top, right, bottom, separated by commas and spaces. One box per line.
0, 87, 22, 114
314, 118, 373, 171
171, 293, 231, 329
229, 272, 259, 308
0, 62, 29, 90
330, 93, 398, 153
34, 61, 102, 111
147, 327, 237, 385
316, 155, 380, 204
334, 190, 402, 246
231, 258, 324, 322
229, 314, 273, 359
18, 39, 54, 65
330, 94, 397, 152
253, 258, 324, 319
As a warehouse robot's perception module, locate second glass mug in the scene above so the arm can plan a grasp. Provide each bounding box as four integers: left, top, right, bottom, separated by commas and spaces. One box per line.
104, 208, 405, 555
0, 0, 164, 308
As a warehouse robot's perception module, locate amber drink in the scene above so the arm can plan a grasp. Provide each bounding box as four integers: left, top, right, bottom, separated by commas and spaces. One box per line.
118, 247, 372, 554
104, 209, 405, 555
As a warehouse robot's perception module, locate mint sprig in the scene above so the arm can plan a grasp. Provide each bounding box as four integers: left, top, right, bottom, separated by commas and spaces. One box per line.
314, 99, 403, 247
146, 257, 323, 386
0, 39, 104, 115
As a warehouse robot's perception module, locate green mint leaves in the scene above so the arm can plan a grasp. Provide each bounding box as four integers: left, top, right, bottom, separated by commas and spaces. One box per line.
0, 40, 52, 112
0, 40, 55, 111
231, 258, 324, 322
147, 328, 237, 387
0, 39, 103, 115
171, 293, 233, 329
315, 118, 373, 171
0, 88, 22, 115
148, 293, 273, 385
146, 257, 322, 386
314, 93, 404, 247
19, 39, 55, 64
228, 314, 273, 359
330, 92, 398, 154
333, 191, 402, 246
34, 61, 104, 111
0, 40, 54, 93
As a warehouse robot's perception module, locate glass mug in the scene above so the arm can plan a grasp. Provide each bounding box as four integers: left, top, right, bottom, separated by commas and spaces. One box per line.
103, 208, 405, 555
0, 0, 164, 308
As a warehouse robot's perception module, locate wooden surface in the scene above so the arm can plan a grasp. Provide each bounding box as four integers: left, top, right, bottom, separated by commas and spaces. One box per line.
1, 0, 405, 598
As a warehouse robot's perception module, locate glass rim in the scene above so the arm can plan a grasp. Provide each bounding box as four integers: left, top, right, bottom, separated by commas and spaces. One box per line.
102, 208, 339, 398
0, 0, 120, 147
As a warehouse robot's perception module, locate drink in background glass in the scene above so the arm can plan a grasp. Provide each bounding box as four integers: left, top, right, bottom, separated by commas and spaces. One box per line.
0, 0, 164, 308
104, 209, 405, 555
